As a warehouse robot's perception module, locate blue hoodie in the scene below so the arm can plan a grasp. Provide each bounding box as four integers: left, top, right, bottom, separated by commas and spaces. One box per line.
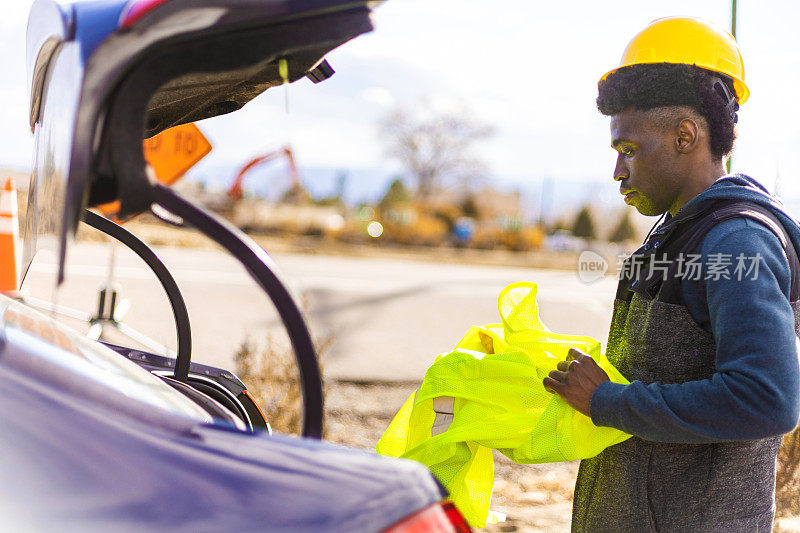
590, 174, 800, 442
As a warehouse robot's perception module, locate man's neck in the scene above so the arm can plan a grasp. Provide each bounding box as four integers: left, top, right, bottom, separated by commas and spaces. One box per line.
669, 160, 727, 215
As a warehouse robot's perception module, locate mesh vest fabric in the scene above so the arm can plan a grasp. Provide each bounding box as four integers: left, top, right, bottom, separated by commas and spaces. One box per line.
376, 282, 631, 528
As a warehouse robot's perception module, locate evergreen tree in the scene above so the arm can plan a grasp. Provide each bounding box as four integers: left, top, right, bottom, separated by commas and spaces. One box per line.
460, 195, 480, 219
571, 205, 597, 240
379, 178, 410, 209
608, 210, 637, 242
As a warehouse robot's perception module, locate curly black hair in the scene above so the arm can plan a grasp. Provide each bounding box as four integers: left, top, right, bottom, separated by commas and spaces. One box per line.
597, 63, 738, 158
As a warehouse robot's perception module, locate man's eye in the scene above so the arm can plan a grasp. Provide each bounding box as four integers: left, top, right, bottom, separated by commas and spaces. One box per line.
620, 147, 634, 157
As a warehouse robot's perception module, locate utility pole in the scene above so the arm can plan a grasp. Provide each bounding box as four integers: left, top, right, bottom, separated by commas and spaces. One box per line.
727, 0, 738, 174
538, 176, 553, 228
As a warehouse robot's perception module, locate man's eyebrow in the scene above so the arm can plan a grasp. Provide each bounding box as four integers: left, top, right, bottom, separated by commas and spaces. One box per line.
611, 137, 633, 148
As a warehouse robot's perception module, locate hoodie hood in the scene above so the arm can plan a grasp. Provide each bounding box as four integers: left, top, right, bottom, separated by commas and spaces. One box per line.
662, 174, 800, 256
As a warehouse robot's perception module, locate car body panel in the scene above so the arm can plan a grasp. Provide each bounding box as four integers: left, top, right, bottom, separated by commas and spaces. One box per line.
0, 292, 445, 531
23, 36, 83, 293
26, 0, 73, 128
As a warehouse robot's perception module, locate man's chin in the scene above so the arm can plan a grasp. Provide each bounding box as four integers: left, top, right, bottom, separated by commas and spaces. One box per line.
635, 205, 666, 217
628, 199, 662, 217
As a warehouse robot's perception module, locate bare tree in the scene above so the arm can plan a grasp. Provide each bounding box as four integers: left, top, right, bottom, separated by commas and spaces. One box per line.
380, 101, 493, 200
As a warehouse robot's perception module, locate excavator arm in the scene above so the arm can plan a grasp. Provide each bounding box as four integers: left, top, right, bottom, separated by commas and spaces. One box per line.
228, 146, 300, 200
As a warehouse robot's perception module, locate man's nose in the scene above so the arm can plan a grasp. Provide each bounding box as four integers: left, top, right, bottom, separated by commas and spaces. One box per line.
613, 154, 628, 182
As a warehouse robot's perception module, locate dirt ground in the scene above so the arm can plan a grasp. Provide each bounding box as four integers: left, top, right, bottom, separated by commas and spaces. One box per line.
324, 381, 800, 533
325, 380, 577, 533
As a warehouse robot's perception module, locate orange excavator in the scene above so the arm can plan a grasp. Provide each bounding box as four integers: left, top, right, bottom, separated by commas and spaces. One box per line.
228, 145, 306, 203
223, 145, 335, 234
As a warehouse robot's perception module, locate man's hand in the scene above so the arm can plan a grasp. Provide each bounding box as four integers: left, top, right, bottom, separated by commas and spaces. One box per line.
543, 348, 610, 417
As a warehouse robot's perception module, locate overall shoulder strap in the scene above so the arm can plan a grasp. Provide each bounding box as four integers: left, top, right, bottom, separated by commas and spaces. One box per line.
656, 201, 800, 303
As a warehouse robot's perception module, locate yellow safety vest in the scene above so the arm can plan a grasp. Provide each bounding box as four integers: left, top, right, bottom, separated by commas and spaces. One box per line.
377, 282, 631, 528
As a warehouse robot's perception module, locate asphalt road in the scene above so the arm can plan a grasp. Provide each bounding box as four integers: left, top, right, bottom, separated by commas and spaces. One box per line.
21, 242, 618, 382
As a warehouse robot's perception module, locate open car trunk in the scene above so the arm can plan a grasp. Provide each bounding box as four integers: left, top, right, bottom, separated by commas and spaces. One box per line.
24, 0, 375, 286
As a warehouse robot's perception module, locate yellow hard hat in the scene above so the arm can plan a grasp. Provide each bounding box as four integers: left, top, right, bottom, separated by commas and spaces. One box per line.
600, 17, 749, 104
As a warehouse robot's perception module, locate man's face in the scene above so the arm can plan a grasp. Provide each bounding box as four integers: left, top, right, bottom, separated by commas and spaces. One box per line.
610, 108, 683, 216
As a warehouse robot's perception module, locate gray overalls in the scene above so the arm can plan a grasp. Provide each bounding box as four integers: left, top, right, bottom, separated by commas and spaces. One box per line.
572, 201, 799, 532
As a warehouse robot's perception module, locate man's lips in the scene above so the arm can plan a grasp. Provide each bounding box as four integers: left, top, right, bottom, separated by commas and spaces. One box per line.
621, 189, 638, 204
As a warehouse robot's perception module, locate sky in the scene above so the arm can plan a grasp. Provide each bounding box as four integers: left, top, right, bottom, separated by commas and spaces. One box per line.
2, 0, 800, 211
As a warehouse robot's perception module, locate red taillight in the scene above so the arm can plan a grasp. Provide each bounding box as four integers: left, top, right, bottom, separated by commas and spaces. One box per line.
441, 503, 471, 532
119, 0, 173, 29
382, 501, 472, 533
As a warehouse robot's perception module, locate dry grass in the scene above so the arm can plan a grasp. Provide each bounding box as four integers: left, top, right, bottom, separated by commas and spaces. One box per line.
777, 425, 800, 516
233, 332, 333, 436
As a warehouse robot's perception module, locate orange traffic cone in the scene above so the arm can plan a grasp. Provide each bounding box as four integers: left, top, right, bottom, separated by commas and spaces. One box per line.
0, 177, 19, 293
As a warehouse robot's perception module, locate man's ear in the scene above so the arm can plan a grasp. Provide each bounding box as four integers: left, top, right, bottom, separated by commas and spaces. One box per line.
675, 118, 699, 153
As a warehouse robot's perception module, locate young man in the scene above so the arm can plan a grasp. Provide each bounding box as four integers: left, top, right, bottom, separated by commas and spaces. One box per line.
543, 17, 800, 531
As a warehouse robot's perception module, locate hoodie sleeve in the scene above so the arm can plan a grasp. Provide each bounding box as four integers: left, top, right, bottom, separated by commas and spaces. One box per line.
590, 217, 800, 442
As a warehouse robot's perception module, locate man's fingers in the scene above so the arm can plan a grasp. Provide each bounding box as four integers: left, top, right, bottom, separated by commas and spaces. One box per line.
542, 376, 561, 394
557, 360, 581, 372
568, 347, 589, 362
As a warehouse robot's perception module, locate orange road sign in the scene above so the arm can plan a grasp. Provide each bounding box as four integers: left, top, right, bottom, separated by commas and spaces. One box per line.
143, 123, 212, 185
95, 123, 212, 220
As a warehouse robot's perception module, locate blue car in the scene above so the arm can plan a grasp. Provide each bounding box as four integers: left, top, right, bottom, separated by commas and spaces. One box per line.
3, 1, 472, 530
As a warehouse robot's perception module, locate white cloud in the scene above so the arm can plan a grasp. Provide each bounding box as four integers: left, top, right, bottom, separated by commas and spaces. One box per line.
3, 0, 800, 205
359, 87, 394, 108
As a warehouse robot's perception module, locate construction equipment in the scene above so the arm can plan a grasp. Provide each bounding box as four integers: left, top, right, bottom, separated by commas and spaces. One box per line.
223, 145, 346, 235
228, 145, 304, 202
